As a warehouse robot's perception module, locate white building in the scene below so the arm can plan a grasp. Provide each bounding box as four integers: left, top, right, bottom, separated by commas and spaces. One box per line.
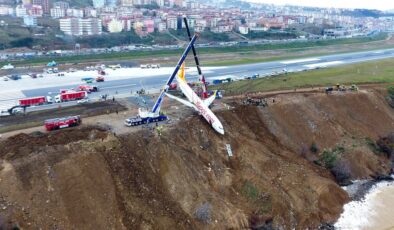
84, 8, 97, 17
23, 16, 37, 26
155, 0, 164, 7
60, 18, 83, 36
82, 18, 102, 35
53, 1, 69, 9
166, 16, 177, 30
15, 5, 28, 17
92, 0, 105, 8
60, 17, 102, 36
238, 25, 249, 34
66, 8, 84, 18
50, 7, 65, 18
0, 5, 14, 16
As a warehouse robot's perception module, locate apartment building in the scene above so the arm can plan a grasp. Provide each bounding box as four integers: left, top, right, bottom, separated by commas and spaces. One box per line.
60, 17, 102, 36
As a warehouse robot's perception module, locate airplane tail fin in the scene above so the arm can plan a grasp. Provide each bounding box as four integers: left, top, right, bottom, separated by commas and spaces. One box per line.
178, 63, 186, 82
203, 90, 217, 107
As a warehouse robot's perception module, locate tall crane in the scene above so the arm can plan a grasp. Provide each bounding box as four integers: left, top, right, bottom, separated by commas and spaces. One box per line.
125, 33, 199, 127
183, 16, 209, 99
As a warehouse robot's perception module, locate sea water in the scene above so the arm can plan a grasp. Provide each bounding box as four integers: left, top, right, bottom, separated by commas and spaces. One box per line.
335, 178, 394, 230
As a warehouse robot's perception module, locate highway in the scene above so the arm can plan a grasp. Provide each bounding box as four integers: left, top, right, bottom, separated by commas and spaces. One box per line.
2, 47, 394, 113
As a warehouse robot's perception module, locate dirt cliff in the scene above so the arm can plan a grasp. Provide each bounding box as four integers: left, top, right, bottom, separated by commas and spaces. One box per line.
0, 88, 392, 229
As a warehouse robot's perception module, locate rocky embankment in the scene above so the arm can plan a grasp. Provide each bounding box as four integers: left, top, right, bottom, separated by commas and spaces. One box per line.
0, 87, 392, 229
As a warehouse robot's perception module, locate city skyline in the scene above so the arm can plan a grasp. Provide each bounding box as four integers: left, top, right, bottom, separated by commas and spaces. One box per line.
245, 0, 394, 11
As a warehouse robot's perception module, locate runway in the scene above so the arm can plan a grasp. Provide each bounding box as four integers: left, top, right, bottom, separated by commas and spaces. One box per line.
1, 47, 394, 112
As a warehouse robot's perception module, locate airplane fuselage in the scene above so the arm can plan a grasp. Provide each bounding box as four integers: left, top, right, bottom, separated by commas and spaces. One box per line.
177, 75, 224, 135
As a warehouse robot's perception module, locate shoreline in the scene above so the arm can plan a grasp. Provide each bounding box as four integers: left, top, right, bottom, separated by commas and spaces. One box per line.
335, 174, 394, 229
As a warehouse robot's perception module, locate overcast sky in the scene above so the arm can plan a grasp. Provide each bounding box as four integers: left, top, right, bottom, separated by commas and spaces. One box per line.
245, 0, 394, 10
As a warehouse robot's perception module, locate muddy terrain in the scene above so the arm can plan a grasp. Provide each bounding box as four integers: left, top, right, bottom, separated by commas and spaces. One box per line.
0, 87, 392, 229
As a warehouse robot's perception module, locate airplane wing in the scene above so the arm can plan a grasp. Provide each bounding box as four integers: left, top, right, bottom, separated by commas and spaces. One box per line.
203, 91, 216, 107
165, 92, 198, 111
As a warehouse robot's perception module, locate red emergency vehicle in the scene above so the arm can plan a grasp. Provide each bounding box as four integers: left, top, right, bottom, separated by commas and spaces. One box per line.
44, 115, 81, 131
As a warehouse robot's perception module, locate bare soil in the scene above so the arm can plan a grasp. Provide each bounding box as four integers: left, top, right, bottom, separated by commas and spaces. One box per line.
0, 85, 392, 229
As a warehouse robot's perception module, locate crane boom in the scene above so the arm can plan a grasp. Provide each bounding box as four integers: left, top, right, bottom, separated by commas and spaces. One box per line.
183, 16, 202, 76
151, 33, 199, 113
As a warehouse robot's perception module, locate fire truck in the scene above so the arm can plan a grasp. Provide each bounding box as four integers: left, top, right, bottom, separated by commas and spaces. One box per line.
55, 91, 87, 103
77, 85, 98, 93
44, 115, 81, 131
19, 96, 52, 106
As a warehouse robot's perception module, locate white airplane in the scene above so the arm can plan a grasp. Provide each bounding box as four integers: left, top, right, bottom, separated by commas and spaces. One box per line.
165, 64, 224, 135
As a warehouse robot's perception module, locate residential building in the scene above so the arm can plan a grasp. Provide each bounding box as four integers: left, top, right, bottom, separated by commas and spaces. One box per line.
92, 0, 105, 8
53, 1, 69, 9
121, 0, 133, 6
60, 17, 102, 36
32, 0, 49, 13
22, 0, 32, 5
155, 0, 164, 7
15, 5, 28, 17
106, 0, 118, 7
238, 25, 248, 34
166, 16, 177, 30
0, 5, 14, 16
66, 8, 84, 18
60, 18, 83, 36
82, 18, 102, 35
23, 15, 37, 26
156, 21, 166, 32
84, 7, 97, 17
50, 7, 65, 18
29, 4, 43, 16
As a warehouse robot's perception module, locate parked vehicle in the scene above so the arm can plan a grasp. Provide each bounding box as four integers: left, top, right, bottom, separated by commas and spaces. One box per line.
19, 96, 52, 107
77, 98, 90, 104
125, 114, 167, 126
81, 77, 94, 82
0, 110, 10, 117
55, 91, 87, 103
47, 61, 57, 67
77, 85, 98, 93
96, 76, 104, 82
9, 74, 21, 80
29, 73, 37, 78
45, 115, 81, 131
212, 79, 223, 85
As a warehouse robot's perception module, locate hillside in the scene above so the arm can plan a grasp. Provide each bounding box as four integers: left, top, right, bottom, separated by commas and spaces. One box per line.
0, 87, 393, 229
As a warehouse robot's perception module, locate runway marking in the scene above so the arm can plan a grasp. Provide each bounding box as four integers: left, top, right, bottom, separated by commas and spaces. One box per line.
100, 84, 137, 90
304, 61, 344, 69
280, 58, 320, 64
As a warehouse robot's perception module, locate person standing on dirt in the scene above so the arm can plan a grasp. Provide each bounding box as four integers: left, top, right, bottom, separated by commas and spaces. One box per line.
112, 96, 115, 102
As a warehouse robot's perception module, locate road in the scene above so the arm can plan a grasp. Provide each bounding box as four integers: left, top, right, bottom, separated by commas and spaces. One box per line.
2, 47, 394, 112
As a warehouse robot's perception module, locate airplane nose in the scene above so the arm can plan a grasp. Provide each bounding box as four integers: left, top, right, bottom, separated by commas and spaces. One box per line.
213, 122, 225, 135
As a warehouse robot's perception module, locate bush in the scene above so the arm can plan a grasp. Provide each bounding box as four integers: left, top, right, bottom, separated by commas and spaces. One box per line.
376, 133, 394, 158
387, 86, 394, 97
241, 181, 259, 201
319, 145, 344, 169
320, 149, 338, 169
310, 142, 319, 154
365, 137, 381, 153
